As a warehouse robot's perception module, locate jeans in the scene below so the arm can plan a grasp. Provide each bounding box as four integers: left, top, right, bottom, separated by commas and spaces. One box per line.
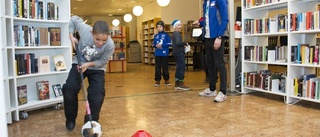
62, 64, 105, 122
155, 56, 169, 81
174, 52, 186, 81
205, 38, 227, 94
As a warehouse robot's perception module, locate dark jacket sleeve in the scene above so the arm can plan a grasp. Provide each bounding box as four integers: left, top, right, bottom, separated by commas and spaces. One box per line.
173, 32, 185, 47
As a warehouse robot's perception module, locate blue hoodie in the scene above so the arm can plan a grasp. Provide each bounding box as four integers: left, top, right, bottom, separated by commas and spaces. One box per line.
152, 31, 172, 56
199, 0, 229, 38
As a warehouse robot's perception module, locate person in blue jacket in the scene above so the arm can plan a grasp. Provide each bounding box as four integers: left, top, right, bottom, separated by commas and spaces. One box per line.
153, 21, 172, 86
194, 0, 229, 102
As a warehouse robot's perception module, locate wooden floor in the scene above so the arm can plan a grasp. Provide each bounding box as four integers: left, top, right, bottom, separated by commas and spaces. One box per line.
7, 63, 320, 136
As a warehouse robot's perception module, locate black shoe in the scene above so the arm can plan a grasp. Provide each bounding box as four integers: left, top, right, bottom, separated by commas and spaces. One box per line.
66, 120, 76, 131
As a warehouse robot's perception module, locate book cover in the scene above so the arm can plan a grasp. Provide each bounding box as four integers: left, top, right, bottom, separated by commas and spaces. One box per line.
17, 85, 27, 105
38, 56, 50, 73
52, 84, 63, 97
48, 27, 61, 46
52, 55, 67, 71
36, 81, 50, 100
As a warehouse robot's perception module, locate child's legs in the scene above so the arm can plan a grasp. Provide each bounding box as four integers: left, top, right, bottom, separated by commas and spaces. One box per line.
154, 56, 162, 81
174, 53, 185, 81
62, 64, 82, 121
161, 56, 170, 81
86, 69, 105, 122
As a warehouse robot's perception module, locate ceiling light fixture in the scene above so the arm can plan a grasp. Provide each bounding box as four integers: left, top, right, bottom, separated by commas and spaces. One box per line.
133, 5, 143, 16
112, 19, 120, 26
124, 14, 132, 22
123, 4, 132, 22
132, 0, 143, 16
157, 0, 170, 7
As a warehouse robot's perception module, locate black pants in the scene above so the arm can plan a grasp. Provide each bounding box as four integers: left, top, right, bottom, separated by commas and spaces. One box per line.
204, 38, 227, 94
62, 64, 105, 122
154, 56, 170, 81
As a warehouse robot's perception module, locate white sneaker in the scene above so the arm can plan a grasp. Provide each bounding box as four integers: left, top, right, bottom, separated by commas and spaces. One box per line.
199, 88, 217, 96
214, 92, 227, 102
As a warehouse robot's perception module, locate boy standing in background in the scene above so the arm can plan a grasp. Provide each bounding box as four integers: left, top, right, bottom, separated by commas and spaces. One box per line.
153, 21, 172, 86
171, 19, 190, 91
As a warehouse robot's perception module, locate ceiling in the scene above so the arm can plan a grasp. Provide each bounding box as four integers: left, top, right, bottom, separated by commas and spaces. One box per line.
71, 0, 156, 16
71, 0, 242, 17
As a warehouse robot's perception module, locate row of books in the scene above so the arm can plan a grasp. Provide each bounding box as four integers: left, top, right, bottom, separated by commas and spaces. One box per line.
291, 44, 319, 65
244, 43, 320, 65
17, 82, 63, 105
244, 14, 288, 35
244, 45, 287, 62
290, 10, 320, 32
14, 25, 61, 47
291, 74, 320, 100
15, 54, 66, 76
13, 0, 59, 20
244, 0, 284, 9
243, 70, 286, 93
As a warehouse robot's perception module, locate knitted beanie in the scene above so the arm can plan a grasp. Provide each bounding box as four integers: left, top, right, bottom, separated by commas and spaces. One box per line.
172, 20, 181, 29
156, 20, 165, 28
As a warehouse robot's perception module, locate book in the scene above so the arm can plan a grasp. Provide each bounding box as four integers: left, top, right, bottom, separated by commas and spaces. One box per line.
17, 85, 27, 105
185, 44, 191, 53
48, 27, 61, 46
52, 84, 63, 97
52, 55, 67, 71
38, 56, 50, 73
36, 81, 50, 100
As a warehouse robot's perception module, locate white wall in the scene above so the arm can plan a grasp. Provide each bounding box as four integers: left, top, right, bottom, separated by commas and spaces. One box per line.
135, 0, 201, 44
160, 0, 201, 24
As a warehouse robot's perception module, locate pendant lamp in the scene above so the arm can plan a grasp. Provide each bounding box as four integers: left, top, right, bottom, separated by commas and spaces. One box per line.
157, 0, 170, 7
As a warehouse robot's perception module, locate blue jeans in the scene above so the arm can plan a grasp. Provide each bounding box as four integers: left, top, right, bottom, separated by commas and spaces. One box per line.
205, 38, 227, 94
62, 64, 105, 122
174, 52, 186, 81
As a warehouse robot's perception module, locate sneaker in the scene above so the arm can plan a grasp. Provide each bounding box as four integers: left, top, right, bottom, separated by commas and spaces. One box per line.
155, 81, 160, 87
177, 81, 190, 91
174, 81, 180, 89
165, 80, 171, 86
199, 88, 217, 96
214, 92, 227, 102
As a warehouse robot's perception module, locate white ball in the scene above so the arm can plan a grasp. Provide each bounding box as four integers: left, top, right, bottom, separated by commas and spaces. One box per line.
81, 121, 102, 137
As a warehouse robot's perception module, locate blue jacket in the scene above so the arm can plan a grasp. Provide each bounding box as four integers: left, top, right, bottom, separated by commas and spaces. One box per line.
153, 32, 172, 56
199, 0, 229, 38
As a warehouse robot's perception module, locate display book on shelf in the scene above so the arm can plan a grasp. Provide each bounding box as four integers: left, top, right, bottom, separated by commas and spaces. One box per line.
107, 26, 128, 72
1, 0, 71, 123
241, 0, 320, 104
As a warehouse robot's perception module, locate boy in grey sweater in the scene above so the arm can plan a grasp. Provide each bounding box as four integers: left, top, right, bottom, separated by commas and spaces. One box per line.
171, 19, 190, 90
63, 16, 115, 130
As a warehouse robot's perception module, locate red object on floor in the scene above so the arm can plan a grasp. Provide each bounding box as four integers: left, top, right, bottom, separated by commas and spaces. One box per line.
131, 130, 152, 137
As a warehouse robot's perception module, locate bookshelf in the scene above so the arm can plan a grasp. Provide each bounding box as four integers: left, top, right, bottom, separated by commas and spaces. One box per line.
1, 0, 71, 123
108, 26, 128, 72
241, 0, 320, 104
142, 18, 161, 64
0, 0, 10, 130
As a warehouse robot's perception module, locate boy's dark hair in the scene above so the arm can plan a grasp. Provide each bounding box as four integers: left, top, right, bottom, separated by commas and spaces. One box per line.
92, 20, 110, 35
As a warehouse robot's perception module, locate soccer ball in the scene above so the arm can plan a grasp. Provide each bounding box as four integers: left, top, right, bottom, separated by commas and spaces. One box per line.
81, 121, 102, 137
